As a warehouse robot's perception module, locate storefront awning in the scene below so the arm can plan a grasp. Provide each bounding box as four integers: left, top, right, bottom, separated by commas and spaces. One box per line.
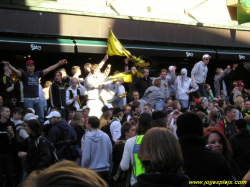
217, 49, 250, 61
75, 40, 216, 58
0, 36, 75, 53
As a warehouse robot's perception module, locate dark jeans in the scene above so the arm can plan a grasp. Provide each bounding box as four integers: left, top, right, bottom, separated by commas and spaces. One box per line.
0, 153, 14, 187
195, 83, 208, 98
97, 171, 110, 185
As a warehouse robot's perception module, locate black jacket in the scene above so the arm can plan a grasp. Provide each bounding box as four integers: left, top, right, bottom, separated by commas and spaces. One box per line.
132, 173, 197, 187
179, 134, 232, 186
196, 106, 209, 128
50, 81, 66, 109
112, 141, 125, 177
47, 120, 77, 159
14, 80, 24, 108
224, 69, 235, 95
71, 124, 84, 147
0, 120, 16, 154
229, 129, 250, 176
24, 134, 51, 174
135, 77, 152, 99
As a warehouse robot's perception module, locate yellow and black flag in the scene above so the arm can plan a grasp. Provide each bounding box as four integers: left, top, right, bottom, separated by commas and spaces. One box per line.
106, 28, 131, 59
106, 28, 143, 63
104, 71, 133, 83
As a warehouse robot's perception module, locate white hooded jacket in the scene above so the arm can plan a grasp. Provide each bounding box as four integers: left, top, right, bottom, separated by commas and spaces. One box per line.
175, 68, 199, 101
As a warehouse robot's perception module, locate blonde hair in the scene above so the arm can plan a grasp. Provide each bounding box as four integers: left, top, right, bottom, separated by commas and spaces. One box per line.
44, 81, 52, 88
31, 161, 107, 187
71, 113, 84, 127
84, 63, 91, 72
215, 68, 223, 74
235, 97, 244, 108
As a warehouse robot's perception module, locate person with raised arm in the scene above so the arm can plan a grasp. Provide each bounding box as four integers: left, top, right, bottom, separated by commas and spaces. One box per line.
2, 59, 67, 125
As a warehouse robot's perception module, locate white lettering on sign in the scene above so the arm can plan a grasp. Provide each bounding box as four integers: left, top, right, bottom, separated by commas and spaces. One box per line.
30, 44, 42, 50
239, 54, 246, 60
186, 52, 194, 57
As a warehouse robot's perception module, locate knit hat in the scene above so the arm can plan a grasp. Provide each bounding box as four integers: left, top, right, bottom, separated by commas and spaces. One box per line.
176, 112, 204, 138
139, 113, 152, 125
152, 110, 168, 120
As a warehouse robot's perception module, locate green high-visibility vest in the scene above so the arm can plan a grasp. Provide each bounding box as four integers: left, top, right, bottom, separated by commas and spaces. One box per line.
132, 135, 145, 181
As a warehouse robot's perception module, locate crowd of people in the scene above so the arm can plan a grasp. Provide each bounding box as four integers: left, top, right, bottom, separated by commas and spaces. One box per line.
0, 53, 250, 187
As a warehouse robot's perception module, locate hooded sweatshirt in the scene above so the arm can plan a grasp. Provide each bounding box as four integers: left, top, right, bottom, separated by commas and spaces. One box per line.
175, 68, 198, 101
214, 69, 229, 97
81, 129, 112, 172
141, 86, 169, 106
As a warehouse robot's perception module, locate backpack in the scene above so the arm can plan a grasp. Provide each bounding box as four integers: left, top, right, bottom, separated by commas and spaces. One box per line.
101, 119, 117, 145
56, 125, 78, 160
35, 135, 59, 164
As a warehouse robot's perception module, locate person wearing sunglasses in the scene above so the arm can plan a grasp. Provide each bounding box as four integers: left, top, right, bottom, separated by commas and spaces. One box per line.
191, 54, 211, 98
205, 84, 214, 102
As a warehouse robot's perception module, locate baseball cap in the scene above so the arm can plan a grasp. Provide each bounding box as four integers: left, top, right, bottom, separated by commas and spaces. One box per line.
202, 54, 211, 59
24, 113, 38, 121
213, 98, 218, 101
101, 104, 113, 113
113, 107, 123, 115
81, 106, 90, 111
45, 111, 61, 119
237, 82, 245, 87
26, 60, 35, 66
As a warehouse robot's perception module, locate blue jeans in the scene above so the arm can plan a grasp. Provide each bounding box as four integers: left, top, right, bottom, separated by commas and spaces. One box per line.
24, 98, 44, 124
108, 95, 124, 108
154, 99, 165, 110
179, 100, 189, 108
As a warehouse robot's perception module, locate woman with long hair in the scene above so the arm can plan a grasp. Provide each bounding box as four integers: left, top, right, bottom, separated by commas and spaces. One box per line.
203, 127, 242, 181
70, 113, 85, 147
205, 84, 214, 102
133, 127, 195, 187
18, 119, 52, 181
196, 97, 209, 127
208, 109, 219, 127
234, 97, 244, 120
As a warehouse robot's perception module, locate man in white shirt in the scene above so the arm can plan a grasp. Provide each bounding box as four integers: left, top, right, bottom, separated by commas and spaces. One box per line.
66, 77, 87, 111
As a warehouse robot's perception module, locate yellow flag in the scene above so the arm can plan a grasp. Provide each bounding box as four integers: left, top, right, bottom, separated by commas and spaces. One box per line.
107, 28, 142, 63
